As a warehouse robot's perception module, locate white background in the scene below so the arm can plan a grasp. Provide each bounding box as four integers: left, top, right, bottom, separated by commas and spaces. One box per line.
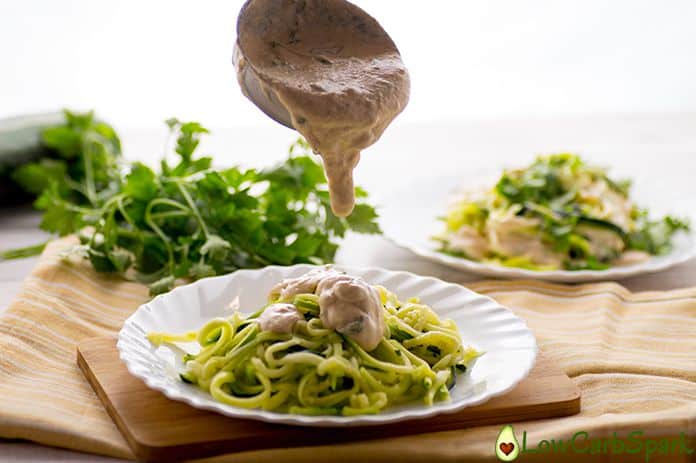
1, 0, 695, 128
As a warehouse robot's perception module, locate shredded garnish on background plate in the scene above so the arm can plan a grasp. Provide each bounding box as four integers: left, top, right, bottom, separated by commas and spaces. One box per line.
436, 154, 689, 271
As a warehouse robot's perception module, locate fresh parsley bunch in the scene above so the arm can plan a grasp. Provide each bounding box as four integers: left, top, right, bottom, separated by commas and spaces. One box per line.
6, 111, 380, 295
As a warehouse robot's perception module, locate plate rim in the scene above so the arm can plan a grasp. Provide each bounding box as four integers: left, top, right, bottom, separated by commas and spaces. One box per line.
380, 229, 696, 282
117, 264, 538, 427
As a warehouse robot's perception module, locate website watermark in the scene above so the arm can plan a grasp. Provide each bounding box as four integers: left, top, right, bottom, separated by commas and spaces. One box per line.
495, 424, 694, 462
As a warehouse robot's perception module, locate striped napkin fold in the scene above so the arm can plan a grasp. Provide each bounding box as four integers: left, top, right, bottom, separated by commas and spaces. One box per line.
0, 238, 694, 462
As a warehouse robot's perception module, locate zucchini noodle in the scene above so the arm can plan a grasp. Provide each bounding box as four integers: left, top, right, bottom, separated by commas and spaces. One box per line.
147, 276, 481, 416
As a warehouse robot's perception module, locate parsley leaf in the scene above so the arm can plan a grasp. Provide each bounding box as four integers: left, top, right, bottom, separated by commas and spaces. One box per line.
124, 163, 158, 201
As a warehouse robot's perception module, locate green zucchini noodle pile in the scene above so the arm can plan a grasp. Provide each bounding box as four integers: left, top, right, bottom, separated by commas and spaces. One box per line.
147, 277, 481, 416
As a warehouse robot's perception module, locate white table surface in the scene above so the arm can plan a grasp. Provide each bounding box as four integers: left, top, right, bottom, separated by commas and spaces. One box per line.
1, 115, 696, 461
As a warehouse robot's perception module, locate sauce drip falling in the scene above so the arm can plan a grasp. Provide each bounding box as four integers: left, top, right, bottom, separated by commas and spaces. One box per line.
236, 0, 410, 216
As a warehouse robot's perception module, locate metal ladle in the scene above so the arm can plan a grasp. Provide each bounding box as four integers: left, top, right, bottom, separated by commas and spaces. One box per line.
232, 44, 294, 130
233, 0, 396, 131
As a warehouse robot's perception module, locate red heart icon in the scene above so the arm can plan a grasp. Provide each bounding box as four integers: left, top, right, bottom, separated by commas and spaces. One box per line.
499, 442, 515, 456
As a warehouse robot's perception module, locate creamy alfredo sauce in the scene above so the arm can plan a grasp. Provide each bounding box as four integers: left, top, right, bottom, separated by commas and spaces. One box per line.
268, 266, 338, 301
268, 268, 385, 351
257, 303, 302, 333
236, 0, 410, 216
316, 272, 384, 351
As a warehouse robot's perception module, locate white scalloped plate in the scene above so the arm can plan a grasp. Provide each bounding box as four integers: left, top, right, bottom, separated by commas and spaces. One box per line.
118, 264, 537, 427
379, 176, 696, 282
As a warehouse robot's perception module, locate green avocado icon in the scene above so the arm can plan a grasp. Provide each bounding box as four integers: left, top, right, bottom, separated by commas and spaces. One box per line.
495, 424, 520, 461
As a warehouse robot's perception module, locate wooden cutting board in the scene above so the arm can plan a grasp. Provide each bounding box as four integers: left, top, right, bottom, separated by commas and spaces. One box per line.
77, 337, 581, 463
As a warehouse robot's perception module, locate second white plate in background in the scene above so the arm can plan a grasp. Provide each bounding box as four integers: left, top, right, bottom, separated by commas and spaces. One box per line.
378, 175, 696, 282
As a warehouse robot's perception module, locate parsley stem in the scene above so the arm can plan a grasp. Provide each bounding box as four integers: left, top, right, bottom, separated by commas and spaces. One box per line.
82, 136, 98, 206
55, 199, 94, 215
148, 211, 190, 220
175, 180, 210, 238
144, 198, 188, 274
148, 197, 191, 212
0, 241, 49, 260
64, 176, 88, 198
116, 196, 137, 232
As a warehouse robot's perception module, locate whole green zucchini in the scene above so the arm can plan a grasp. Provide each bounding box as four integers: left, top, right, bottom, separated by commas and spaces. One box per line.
0, 112, 65, 168
0, 112, 65, 205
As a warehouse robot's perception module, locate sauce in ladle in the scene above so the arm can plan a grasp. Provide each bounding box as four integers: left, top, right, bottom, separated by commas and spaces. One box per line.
236, 0, 410, 216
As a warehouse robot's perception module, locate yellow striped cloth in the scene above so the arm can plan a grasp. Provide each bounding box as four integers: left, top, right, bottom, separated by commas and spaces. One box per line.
0, 238, 694, 463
